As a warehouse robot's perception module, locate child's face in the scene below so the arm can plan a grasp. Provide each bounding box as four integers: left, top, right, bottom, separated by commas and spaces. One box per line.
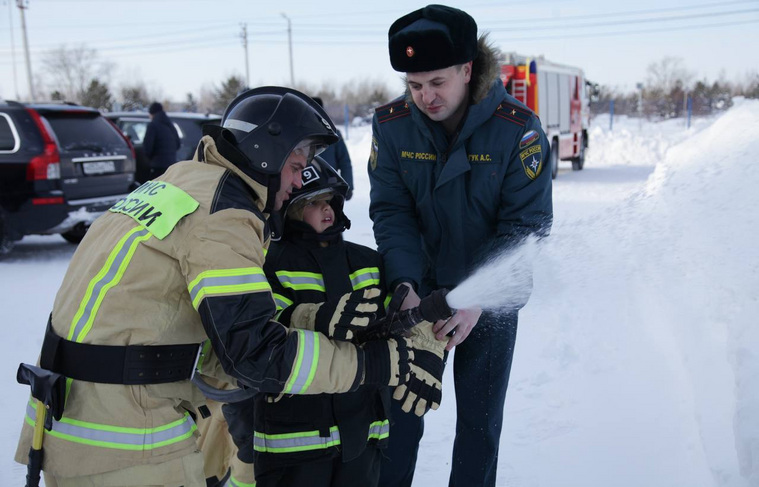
302, 199, 335, 234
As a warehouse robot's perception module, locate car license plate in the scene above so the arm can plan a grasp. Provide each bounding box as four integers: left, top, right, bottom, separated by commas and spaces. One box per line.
82, 160, 116, 175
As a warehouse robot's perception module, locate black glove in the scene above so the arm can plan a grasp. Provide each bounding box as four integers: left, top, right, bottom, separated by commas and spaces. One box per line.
393, 321, 448, 416
221, 395, 256, 463
361, 337, 411, 387
314, 288, 382, 341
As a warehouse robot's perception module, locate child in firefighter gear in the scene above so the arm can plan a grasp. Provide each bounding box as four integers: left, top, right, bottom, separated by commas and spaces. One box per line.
15, 87, 412, 487
217, 157, 446, 487
369, 5, 553, 487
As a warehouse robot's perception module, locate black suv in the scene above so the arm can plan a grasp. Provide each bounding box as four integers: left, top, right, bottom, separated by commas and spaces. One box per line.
106, 111, 221, 183
0, 100, 136, 253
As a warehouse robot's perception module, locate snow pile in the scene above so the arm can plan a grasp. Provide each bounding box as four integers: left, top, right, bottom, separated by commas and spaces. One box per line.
501, 100, 759, 487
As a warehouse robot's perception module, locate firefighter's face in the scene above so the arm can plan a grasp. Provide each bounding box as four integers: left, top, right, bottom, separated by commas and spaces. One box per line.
407, 62, 472, 127
275, 151, 307, 211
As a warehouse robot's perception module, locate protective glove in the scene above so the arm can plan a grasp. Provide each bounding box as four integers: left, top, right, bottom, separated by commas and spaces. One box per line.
314, 287, 382, 341
221, 395, 257, 464
393, 320, 448, 416
361, 336, 411, 387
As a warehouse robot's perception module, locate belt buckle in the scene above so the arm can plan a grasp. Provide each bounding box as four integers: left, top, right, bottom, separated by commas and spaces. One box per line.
189, 342, 205, 381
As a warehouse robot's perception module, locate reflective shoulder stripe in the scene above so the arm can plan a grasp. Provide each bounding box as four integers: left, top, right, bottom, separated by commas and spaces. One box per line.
109, 180, 199, 240
349, 267, 381, 291
25, 401, 196, 451
69, 227, 152, 342
187, 267, 270, 310
272, 293, 293, 312
253, 426, 340, 453
282, 330, 319, 394
275, 270, 326, 292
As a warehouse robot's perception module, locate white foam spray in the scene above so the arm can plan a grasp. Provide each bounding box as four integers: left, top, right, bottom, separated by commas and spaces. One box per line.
445, 236, 540, 311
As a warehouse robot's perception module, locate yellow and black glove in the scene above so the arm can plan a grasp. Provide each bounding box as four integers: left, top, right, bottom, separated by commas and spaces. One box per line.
361, 336, 411, 387
393, 320, 448, 416
313, 288, 383, 341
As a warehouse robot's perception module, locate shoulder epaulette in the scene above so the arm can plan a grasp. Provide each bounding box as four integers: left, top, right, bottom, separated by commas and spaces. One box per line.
375, 99, 411, 124
494, 101, 534, 127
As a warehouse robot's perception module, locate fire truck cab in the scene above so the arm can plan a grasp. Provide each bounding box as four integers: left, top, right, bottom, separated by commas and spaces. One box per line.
501, 53, 591, 178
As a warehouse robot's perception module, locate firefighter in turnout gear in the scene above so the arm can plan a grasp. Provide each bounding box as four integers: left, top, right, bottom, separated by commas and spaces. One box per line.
369, 5, 553, 487
15, 86, 411, 487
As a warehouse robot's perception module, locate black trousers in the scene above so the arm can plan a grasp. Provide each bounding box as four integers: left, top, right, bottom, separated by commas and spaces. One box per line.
255, 446, 381, 487
378, 312, 519, 487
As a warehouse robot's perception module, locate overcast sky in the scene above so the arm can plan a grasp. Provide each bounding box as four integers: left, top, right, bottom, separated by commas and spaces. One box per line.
1, 0, 757, 103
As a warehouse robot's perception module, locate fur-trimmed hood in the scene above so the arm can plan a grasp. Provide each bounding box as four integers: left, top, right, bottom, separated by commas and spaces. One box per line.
404, 33, 502, 106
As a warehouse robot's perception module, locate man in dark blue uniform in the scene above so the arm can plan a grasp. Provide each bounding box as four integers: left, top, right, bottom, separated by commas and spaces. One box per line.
368, 5, 553, 486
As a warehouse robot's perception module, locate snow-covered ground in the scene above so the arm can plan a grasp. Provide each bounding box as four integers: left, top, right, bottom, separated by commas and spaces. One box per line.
2, 100, 758, 486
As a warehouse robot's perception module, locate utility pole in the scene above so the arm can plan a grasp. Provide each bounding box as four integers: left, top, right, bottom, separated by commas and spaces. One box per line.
16, 0, 34, 101
281, 13, 294, 86
239, 23, 250, 88
8, 0, 20, 99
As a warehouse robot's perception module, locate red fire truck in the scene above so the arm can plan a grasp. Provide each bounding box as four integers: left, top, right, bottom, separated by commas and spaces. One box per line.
501, 53, 593, 178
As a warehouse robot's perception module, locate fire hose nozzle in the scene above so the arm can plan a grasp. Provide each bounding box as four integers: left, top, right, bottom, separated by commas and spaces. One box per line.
417, 288, 454, 323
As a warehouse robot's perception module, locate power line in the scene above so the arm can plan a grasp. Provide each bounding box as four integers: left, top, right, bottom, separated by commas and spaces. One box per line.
493, 17, 759, 42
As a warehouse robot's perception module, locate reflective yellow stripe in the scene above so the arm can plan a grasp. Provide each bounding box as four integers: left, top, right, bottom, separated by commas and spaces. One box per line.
276, 270, 326, 292
272, 293, 293, 311
350, 267, 381, 290
253, 420, 390, 454
25, 402, 196, 451
282, 330, 319, 394
226, 476, 256, 487
69, 227, 152, 342
254, 426, 340, 453
188, 267, 271, 309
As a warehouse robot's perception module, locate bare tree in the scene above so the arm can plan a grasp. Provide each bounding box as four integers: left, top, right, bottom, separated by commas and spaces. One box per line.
39, 44, 114, 102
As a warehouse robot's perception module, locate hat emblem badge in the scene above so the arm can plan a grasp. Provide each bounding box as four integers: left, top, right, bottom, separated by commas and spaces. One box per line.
406, 46, 415, 57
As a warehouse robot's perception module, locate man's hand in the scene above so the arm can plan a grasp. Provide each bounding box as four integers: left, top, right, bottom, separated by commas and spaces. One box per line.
396, 282, 421, 311
432, 306, 482, 351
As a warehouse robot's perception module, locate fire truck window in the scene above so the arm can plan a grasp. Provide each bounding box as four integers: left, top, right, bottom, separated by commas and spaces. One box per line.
547, 72, 559, 128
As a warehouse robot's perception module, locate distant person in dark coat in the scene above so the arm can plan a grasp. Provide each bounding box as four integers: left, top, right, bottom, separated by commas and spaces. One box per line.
312, 97, 354, 199
143, 102, 180, 179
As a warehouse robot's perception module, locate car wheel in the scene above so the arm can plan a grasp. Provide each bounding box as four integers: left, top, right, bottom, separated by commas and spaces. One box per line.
550, 140, 559, 179
571, 138, 585, 171
61, 223, 89, 244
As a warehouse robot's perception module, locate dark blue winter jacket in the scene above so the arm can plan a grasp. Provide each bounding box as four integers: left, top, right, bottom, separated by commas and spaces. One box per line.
143, 111, 180, 171
368, 79, 553, 294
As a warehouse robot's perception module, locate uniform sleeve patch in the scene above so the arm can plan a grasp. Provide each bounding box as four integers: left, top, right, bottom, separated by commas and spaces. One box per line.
369, 136, 379, 171
519, 145, 543, 180
520, 130, 540, 148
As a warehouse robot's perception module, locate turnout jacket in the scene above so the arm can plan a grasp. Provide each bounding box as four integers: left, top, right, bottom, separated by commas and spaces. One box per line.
253, 222, 390, 470
368, 55, 553, 294
15, 136, 364, 477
